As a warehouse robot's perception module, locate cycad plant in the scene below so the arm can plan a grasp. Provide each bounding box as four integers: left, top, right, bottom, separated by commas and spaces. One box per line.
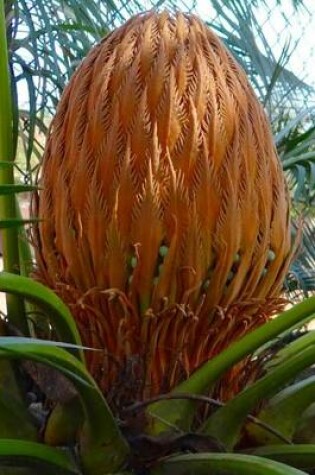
2, 5, 315, 475
33, 11, 294, 404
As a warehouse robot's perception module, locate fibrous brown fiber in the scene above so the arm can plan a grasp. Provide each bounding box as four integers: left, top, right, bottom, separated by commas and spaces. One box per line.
33, 11, 293, 403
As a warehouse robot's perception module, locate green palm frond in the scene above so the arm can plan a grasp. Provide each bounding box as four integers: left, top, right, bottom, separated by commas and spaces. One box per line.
207, 0, 313, 113
276, 117, 315, 205
287, 219, 315, 299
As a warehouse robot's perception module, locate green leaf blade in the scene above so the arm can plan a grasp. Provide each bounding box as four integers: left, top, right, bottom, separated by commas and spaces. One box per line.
246, 445, 315, 471
0, 218, 40, 229
0, 439, 79, 474
0, 184, 38, 195
150, 453, 308, 475
0, 272, 84, 361
0, 338, 129, 474
147, 296, 315, 433
247, 376, 315, 445
202, 344, 315, 448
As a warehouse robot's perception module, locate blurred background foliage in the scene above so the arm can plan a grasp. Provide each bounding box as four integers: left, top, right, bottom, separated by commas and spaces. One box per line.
4, 0, 315, 297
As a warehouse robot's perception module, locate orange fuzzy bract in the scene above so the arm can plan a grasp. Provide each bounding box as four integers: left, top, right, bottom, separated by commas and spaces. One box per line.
33, 11, 292, 402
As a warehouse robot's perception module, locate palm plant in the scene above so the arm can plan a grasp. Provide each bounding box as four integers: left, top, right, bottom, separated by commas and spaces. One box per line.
1, 2, 315, 475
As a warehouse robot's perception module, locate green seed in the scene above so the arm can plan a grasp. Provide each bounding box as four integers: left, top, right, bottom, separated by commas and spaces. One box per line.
233, 252, 241, 263
128, 275, 133, 285
261, 268, 268, 277
131, 256, 138, 269
153, 277, 159, 286
267, 249, 276, 262
159, 245, 169, 258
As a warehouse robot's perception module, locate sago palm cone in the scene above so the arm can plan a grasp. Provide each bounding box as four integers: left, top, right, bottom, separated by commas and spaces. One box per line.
33, 11, 293, 405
